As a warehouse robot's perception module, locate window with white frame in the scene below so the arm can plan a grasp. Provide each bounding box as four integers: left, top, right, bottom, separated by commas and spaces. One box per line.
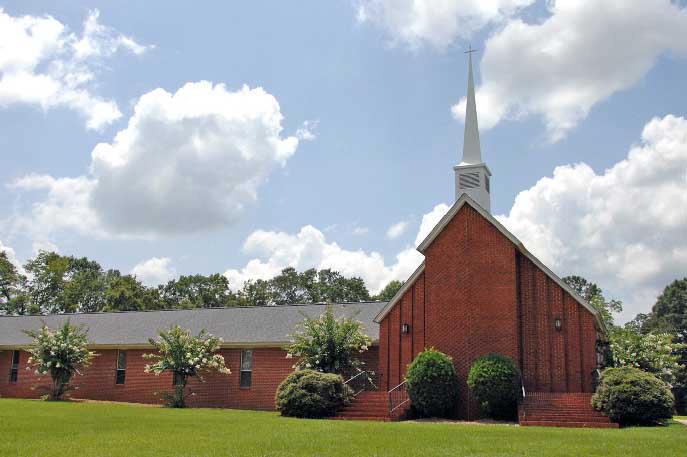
9, 350, 19, 383
240, 349, 253, 389
115, 350, 127, 385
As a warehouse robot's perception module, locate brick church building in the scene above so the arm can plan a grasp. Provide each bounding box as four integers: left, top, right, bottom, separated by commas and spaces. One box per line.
0, 55, 613, 427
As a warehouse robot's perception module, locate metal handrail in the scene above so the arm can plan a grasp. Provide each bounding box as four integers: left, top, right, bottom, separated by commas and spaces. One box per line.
520, 382, 526, 421
388, 380, 409, 414
343, 370, 378, 396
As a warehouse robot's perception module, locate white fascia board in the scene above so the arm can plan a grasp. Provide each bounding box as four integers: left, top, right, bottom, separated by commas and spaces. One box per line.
373, 262, 425, 323
414, 195, 605, 333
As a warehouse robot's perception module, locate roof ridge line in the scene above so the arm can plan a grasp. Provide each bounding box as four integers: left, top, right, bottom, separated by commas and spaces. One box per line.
0, 300, 389, 318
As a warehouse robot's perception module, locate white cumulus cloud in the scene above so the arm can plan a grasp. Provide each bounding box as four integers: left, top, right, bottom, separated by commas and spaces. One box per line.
10, 81, 301, 238
452, 0, 687, 141
0, 8, 150, 130
386, 221, 409, 239
224, 203, 450, 294
356, 0, 534, 49
131, 257, 176, 286
0, 239, 21, 270
497, 114, 687, 321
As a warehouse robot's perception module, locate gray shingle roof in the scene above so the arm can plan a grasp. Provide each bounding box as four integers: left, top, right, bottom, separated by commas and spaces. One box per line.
0, 302, 386, 348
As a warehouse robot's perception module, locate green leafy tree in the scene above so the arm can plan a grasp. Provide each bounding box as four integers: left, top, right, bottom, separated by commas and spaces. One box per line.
23, 251, 110, 314
629, 278, 687, 413
62, 259, 107, 313
24, 321, 96, 400
239, 279, 272, 306
374, 280, 404, 301
237, 268, 372, 307
308, 269, 370, 303
143, 325, 230, 407
24, 251, 72, 314
159, 274, 238, 309
285, 305, 372, 375
563, 275, 622, 327
103, 272, 162, 312
644, 278, 687, 334
609, 327, 684, 386
0, 250, 30, 315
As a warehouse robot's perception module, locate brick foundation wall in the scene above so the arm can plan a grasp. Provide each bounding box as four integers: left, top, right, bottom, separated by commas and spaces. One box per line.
0, 345, 379, 410
379, 204, 600, 419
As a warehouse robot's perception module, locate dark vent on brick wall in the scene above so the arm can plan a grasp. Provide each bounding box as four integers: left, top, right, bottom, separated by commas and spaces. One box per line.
459, 172, 480, 189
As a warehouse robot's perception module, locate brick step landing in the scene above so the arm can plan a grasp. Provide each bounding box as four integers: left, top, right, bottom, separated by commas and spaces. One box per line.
520, 420, 619, 428
335, 391, 397, 421
519, 392, 618, 428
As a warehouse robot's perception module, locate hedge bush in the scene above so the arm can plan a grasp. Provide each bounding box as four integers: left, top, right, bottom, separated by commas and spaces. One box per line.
406, 348, 459, 418
592, 366, 674, 425
275, 370, 350, 418
467, 353, 521, 420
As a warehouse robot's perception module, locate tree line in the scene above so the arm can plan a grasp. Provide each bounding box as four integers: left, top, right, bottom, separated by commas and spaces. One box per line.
0, 250, 404, 315
562, 274, 687, 413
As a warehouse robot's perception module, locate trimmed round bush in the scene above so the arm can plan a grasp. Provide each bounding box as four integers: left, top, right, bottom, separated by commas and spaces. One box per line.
592, 367, 674, 425
467, 353, 521, 420
275, 370, 350, 418
406, 348, 459, 418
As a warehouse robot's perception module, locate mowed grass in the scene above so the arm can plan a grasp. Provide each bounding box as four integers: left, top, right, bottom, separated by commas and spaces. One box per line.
0, 399, 685, 457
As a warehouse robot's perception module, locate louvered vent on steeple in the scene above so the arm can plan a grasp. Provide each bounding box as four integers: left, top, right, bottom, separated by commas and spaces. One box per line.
453, 46, 492, 212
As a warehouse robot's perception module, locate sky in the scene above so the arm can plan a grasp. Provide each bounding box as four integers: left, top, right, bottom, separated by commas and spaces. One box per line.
1, 0, 686, 322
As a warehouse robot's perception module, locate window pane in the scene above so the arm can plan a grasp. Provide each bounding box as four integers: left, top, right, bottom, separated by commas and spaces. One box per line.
115, 370, 126, 385
11, 350, 20, 366
241, 349, 253, 371
173, 372, 184, 386
240, 371, 252, 389
10, 369, 18, 383
117, 350, 127, 369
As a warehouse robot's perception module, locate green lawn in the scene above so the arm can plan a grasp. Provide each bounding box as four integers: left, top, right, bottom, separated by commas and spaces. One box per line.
0, 399, 685, 457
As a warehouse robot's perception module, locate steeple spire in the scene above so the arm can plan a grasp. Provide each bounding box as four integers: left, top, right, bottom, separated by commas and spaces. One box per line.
454, 46, 492, 212
461, 46, 482, 165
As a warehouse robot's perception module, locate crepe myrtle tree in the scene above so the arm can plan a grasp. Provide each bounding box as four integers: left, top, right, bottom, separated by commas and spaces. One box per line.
143, 325, 230, 407
285, 305, 372, 376
24, 321, 96, 400
609, 328, 684, 386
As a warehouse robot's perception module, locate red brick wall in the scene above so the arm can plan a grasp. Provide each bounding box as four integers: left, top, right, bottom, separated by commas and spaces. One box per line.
379, 204, 600, 419
517, 254, 598, 394
378, 272, 426, 391
0, 345, 379, 410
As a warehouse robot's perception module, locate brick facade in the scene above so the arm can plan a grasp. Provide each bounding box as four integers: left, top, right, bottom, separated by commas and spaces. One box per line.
378, 204, 601, 419
0, 346, 379, 410
0, 203, 599, 419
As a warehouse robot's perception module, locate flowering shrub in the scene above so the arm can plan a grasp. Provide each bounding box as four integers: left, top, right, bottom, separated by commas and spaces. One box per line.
23, 321, 96, 400
610, 329, 684, 386
144, 325, 230, 407
285, 306, 372, 375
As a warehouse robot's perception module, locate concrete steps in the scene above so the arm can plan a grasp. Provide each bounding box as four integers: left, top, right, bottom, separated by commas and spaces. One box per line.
519, 392, 618, 428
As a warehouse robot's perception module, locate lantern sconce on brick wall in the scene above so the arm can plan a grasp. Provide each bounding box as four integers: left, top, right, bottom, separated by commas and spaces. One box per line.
554, 317, 562, 332
401, 323, 410, 334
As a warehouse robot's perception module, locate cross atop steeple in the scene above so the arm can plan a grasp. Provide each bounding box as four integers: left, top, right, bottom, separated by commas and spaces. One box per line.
453, 47, 492, 212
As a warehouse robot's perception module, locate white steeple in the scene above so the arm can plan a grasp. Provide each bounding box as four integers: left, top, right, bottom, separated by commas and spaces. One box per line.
454, 47, 491, 212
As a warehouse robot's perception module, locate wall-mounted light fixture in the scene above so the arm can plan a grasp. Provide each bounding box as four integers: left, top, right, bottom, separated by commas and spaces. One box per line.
401, 323, 410, 334
554, 317, 562, 332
